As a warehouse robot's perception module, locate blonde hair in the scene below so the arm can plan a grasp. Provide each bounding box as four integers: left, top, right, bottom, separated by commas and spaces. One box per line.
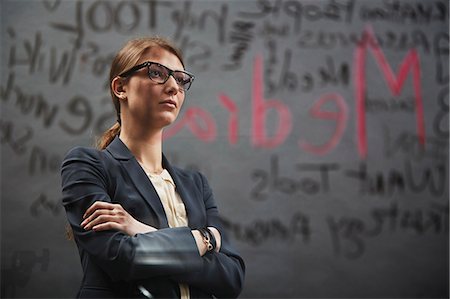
97, 36, 185, 150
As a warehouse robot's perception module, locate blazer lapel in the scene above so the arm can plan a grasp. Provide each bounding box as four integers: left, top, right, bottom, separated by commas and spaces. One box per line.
106, 136, 169, 228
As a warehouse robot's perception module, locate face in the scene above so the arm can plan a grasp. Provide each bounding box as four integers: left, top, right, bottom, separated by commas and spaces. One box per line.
117, 47, 186, 131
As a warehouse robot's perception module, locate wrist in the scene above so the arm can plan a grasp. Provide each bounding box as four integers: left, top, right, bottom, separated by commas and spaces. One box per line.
198, 228, 213, 252
192, 230, 207, 256
207, 226, 221, 252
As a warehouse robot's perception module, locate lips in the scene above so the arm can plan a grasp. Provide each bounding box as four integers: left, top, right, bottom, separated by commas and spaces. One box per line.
160, 99, 177, 108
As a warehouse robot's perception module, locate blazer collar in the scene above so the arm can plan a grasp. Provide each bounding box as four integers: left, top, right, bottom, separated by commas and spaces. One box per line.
106, 136, 134, 160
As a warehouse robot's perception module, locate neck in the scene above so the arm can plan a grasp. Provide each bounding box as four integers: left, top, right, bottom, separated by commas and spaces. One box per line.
119, 127, 164, 174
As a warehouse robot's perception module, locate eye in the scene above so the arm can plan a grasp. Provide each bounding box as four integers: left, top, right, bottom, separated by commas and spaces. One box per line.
174, 73, 190, 84
149, 69, 163, 78
147, 65, 168, 81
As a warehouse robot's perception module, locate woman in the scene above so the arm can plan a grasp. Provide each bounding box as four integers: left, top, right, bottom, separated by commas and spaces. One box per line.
61, 36, 245, 298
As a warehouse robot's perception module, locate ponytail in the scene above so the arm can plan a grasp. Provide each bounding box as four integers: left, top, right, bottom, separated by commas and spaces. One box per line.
97, 122, 121, 150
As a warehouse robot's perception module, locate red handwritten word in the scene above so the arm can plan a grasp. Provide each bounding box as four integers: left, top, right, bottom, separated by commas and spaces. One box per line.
354, 26, 425, 159
164, 55, 293, 148
165, 27, 425, 160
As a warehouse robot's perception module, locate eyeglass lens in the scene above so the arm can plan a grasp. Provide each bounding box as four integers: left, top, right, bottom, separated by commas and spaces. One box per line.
147, 63, 193, 91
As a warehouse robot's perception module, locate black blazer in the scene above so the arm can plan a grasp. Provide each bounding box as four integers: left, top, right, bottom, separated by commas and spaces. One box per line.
61, 136, 245, 298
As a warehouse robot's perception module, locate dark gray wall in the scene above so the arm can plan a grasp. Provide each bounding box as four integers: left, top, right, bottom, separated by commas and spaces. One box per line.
1, 0, 448, 298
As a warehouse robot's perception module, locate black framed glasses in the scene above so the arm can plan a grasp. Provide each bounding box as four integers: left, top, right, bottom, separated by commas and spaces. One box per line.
119, 61, 195, 91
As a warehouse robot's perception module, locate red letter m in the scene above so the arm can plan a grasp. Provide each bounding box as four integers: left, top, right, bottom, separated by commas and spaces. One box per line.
354, 26, 425, 159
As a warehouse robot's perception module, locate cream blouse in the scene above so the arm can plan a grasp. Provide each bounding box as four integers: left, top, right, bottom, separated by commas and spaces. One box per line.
147, 169, 190, 299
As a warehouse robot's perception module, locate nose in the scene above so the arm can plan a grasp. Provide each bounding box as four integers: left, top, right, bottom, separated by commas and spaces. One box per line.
164, 75, 179, 95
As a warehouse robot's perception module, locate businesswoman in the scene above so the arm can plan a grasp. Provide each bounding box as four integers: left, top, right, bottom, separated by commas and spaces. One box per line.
61, 36, 245, 298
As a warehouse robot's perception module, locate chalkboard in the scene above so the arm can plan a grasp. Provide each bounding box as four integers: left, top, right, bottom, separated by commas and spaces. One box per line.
1, 0, 448, 298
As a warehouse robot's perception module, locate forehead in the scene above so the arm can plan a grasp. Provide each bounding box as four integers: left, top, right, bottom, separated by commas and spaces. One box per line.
138, 47, 184, 71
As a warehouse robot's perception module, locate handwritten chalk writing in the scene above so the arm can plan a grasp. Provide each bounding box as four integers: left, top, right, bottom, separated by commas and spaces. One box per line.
433, 86, 449, 138
266, 47, 299, 94
30, 194, 62, 217
297, 29, 447, 55
62, 94, 114, 135
299, 93, 349, 155
59, 96, 93, 135
435, 56, 449, 85
266, 49, 350, 94
7, 28, 119, 87
364, 95, 416, 113
327, 202, 449, 259
434, 32, 449, 56
0, 119, 33, 155
359, 1, 449, 24
49, 0, 83, 45
239, 0, 355, 33
259, 20, 290, 38
250, 155, 339, 200
171, 1, 228, 44
1, 73, 59, 128
29, 146, 62, 176
7, 29, 79, 85
383, 129, 448, 162
220, 212, 311, 246
2, 249, 50, 297
252, 156, 448, 199
87, 1, 140, 33
0, 119, 73, 178
1, 74, 88, 135
7, 29, 44, 74
222, 20, 255, 71
177, 35, 212, 71
298, 30, 361, 49
252, 54, 292, 148
345, 161, 447, 197
49, 0, 167, 45
49, 45, 79, 86
1, 73, 115, 137
42, 0, 61, 12
354, 27, 425, 159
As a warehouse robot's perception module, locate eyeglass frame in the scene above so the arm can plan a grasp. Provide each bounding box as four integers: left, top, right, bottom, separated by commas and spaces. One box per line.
118, 61, 195, 91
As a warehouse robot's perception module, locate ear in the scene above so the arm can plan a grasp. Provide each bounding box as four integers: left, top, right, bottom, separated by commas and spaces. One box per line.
111, 77, 127, 100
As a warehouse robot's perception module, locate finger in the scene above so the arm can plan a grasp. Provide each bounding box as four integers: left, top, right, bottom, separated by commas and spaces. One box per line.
84, 215, 121, 230
81, 208, 115, 227
83, 201, 115, 219
92, 222, 121, 232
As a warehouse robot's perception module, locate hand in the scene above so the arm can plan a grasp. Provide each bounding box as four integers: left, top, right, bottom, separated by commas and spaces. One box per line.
81, 201, 157, 236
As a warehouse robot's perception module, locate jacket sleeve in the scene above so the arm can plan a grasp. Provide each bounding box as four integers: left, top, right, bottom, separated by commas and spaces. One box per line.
172, 172, 246, 298
61, 147, 203, 282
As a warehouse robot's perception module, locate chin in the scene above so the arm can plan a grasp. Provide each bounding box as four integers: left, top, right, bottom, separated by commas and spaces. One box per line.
159, 116, 177, 128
